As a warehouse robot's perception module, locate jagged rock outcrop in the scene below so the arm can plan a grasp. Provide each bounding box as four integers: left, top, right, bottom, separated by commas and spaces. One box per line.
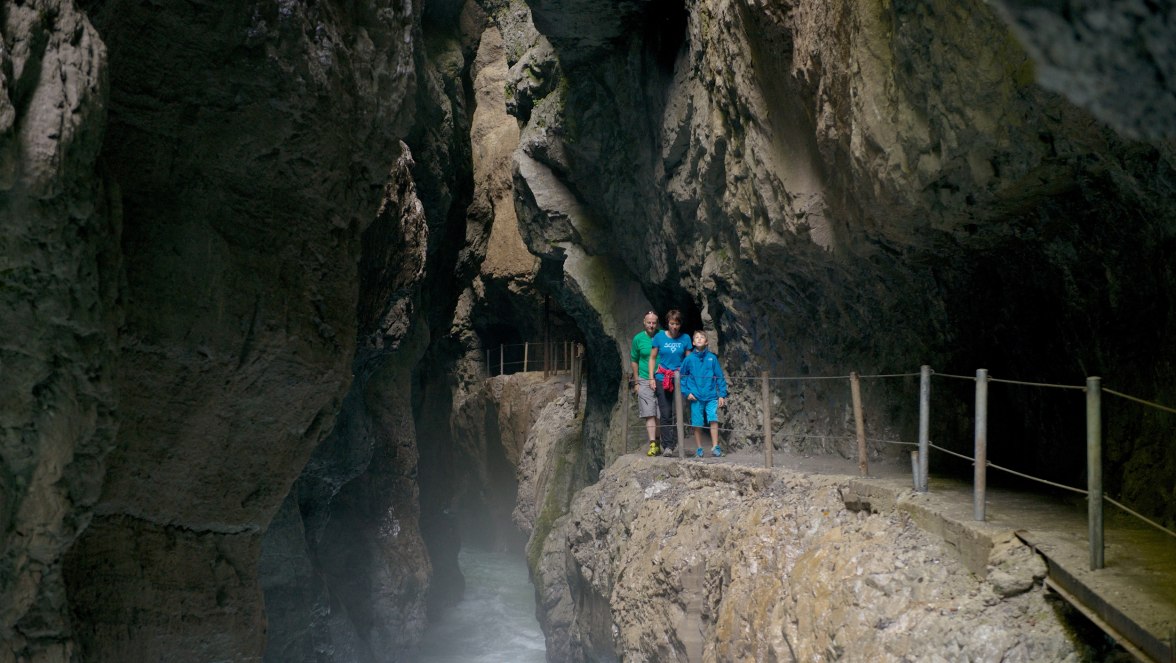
508, 0, 1176, 524
0, 2, 113, 660
991, 0, 1176, 141
535, 456, 1079, 662
446, 372, 577, 546
259, 144, 432, 663
70, 0, 414, 649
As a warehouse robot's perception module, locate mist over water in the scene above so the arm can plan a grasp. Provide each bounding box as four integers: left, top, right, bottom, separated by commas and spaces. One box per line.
416, 547, 547, 663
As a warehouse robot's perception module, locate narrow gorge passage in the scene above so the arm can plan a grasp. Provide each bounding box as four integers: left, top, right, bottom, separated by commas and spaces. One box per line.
2, 0, 1174, 661
416, 547, 546, 663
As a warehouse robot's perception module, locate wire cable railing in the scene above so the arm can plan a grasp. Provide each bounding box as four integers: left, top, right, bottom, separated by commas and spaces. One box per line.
612, 363, 1176, 561
486, 348, 1176, 549
484, 340, 583, 377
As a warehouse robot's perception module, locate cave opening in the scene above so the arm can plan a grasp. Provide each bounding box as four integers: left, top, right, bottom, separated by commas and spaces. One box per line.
640, 0, 689, 74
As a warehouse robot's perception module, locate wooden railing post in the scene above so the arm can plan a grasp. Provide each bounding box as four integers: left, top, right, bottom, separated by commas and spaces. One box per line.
622, 366, 630, 454
850, 371, 867, 477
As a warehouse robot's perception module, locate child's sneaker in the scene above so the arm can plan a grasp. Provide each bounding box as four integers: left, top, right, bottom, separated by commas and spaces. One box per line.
695, 447, 704, 459
712, 445, 722, 457
647, 441, 661, 457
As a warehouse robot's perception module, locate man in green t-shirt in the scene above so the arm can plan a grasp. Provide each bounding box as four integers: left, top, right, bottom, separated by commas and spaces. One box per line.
630, 311, 660, 455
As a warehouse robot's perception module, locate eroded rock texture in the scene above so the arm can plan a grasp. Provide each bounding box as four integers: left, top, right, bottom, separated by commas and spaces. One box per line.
53, 0, 420, 660
0, 2, 113, 660
992, 0, 1176, 141
258, 144, 432, 663
4, 0, 1176, 659
537, 456, 1080, 662
507, 0, 1176, 523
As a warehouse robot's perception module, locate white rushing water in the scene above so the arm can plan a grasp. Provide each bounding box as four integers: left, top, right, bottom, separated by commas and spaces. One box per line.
416, 547, 547, 663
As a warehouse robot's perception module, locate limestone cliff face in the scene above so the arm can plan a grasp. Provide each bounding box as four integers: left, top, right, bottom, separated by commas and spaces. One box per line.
991, 0, 1176, 141
0, 2, 113, 660
508, 0, 1176, 523
258, 144, 433, 663
4, 0, 1175, 660
536, 456, 1077, 662
3, 0, 435, 660
58, 0, 424, 655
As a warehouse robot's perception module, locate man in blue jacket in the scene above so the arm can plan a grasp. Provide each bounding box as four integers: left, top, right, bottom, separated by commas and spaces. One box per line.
681, 330, 728, 458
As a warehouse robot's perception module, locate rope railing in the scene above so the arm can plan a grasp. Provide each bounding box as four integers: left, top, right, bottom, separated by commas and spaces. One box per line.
611, 361, 1176, 572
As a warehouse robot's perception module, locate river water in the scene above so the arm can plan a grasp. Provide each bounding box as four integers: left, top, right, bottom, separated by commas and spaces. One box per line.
416, 547, 548, 663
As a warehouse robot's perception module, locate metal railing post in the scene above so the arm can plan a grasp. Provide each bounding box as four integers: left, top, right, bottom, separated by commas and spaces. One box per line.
910, 450, 920, 491
974, 368, 988, 521
499, 344, 504, 375
918, 365, 932, 492
675, 373, 685, 459
762, 371, 772, 468
1087, 375, 1104, 570
851, 371, 867, 477
524, 342, 529, 373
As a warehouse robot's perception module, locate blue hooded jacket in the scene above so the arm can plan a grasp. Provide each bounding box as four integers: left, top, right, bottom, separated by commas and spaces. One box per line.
681, 348, 728, 402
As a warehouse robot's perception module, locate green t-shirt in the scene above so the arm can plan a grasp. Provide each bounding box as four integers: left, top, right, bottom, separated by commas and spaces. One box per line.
630, 331, 656, 379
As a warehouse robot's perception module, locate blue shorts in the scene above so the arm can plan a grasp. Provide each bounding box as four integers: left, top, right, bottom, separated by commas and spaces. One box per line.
690, 400, 719, 427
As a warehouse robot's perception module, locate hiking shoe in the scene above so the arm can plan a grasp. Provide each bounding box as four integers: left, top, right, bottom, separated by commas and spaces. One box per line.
662, 447, 675, 457
695, 447, 704, 459
712, 445, 723, 457
647, 441, 661, 457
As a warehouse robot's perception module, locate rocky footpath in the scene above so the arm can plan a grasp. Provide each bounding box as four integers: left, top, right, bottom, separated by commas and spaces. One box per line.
533, 455, 1084, 662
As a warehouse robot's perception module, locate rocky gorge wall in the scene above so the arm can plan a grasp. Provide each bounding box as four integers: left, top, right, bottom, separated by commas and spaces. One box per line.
3, 0, 1175, 661
1, 2, 114, 660
2, 0, 453, 659
503, 0, 1176, 524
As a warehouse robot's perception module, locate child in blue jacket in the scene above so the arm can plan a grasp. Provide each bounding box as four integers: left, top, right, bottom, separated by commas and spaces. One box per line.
681, 330, 728, 457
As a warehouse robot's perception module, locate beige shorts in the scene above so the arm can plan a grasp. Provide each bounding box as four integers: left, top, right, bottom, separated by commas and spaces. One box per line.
636, 381, 658, 418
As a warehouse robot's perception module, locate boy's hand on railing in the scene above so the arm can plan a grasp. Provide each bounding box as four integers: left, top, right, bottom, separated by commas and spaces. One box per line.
718, 397, 727, 408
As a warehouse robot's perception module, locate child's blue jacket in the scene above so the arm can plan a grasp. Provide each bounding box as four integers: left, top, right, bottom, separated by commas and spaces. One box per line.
681, 348, 728, 401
